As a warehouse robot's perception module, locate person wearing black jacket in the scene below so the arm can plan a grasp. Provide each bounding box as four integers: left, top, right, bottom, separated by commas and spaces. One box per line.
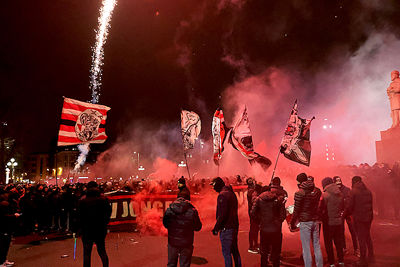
346, 176, 374, 266
163, 197, 202, 267
251, 186, 286, 267
291, 173, 323, 267
0, 187, 20, 267
77, 181, 111, 267
246, 177, 259, 253
211, 177, 242, 267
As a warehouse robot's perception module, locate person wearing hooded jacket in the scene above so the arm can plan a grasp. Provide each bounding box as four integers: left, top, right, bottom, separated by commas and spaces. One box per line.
290, 173, 323, 267
163, 196, 202, 267
211, 177, 242, 267
346, 176, 374, 266
77, 181, 111, 267
333, 175, 359, 256
319, 177, 345, 267
251, 184, 286, 267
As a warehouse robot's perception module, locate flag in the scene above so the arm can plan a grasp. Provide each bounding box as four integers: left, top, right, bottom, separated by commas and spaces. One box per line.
280, 100, 314, 166
57, 97, 111, 146
228, 108, 271, 170
212, 108, 230, 165
181, 110, 201, 150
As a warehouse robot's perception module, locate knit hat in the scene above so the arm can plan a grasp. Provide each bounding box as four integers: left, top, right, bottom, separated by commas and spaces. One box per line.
272, 177, 281, 186
210, 177, 225, 192
321, 177, 334, 189
352, 176, 362, 185
296, 173, 308, 184
178, 177, 186, 185
87, 181, 98, 189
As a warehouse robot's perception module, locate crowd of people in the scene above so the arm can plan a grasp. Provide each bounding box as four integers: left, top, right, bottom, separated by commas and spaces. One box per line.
0, 162, 399, 267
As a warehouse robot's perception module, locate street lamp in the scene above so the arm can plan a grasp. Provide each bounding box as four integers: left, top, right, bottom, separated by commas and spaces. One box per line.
133, 152, 140, 169
7, 158, 18, 183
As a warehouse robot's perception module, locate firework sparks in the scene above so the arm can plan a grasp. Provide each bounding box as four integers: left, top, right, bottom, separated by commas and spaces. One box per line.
89, 0, 117, 104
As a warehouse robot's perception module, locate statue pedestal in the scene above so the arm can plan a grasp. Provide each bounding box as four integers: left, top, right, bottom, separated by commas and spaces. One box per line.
376, 127, 400, 166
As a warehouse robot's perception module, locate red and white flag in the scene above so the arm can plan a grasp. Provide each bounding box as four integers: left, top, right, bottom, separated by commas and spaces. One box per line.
228, 108, 271, 171
212, 108, 230, 165
280, 100, 314, 166
57, 97, 111, 146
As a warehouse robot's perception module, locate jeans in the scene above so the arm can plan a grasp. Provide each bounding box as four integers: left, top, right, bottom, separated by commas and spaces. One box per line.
344, 216, 358, 251
219, 228, 242, 267
167, 244, 193, 267
299, 221, 323, 267
260, 231, 282, 267
322, 223, 344, 264
354, 220, 374, 261
249, 218, 259, 249
0, 233, 11, 264
82, 237, 109, 267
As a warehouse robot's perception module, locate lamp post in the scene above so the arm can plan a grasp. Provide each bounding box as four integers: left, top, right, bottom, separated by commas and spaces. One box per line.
133, 152, 140, 169
7, 158, 18, 183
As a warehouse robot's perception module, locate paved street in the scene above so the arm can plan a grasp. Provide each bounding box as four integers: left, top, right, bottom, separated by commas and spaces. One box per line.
7, 219, 400, 267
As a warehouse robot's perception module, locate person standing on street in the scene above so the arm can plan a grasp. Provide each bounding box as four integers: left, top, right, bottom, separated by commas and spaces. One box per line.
333, 175, 359, 256
77, 181, 111, 267
346, 176, 374, 266
290, 173, 323, 267
178, 177, 191, 201
211, 177, 242, 267
319, 177, 345, 267
163, 196, 202, 267
251, 184, 286, 267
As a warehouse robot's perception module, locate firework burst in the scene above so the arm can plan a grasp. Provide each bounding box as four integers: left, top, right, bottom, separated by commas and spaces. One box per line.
89, 0, 117, 104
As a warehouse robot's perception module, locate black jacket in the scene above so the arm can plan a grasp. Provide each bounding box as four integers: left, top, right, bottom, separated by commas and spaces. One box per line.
0, 199, 16, 234
291, 180, 321, 226
213, 186, 239, 231
163, 197, 202, 248
77, 188, 111, 239
251, 190, 286, 233
346, 181, 373, 222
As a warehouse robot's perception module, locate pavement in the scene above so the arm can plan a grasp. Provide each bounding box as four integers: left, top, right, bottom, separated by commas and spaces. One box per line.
7, 220, 400, 267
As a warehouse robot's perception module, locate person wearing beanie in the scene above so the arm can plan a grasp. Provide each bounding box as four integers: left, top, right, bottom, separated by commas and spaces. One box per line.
291, 173, 323, 267
177, 177, 190, 201
333, 176, 359, 256
347, 176, 374, 266
270, 177, 288, 204
77, 181, 111, 267
163, 196, 202, 267
211, 177, 242, 267
319, 177, 345, 267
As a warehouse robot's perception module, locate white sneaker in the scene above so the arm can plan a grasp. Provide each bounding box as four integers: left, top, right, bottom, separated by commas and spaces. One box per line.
4, 260, 14, 267
338, 262, 345, 266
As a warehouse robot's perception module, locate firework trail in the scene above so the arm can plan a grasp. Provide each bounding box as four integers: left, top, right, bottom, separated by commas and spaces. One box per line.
74, 0, 117, 172
89, 0, 117, 104
74, 143, 91, 172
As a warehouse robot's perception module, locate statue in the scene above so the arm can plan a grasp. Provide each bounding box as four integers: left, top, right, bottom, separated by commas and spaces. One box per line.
387, 70, 400, 128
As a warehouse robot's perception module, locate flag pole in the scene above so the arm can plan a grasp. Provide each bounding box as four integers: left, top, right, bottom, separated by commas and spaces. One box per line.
184, 152, 191, 179
270, 149, 281, 183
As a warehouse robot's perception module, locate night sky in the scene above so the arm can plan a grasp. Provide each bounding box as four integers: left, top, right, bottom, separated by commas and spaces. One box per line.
1, 0, 400, 158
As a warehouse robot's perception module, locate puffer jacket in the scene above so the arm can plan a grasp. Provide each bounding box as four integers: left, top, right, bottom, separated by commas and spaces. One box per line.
250, 191, 286, 233
346, 181, 373, 222
163, 197, 202, 248
319, 183, 344, 225
291, 180, 322, 225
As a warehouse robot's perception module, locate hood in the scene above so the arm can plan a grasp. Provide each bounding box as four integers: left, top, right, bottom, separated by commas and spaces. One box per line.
324, 183, 341, 195
258, 191, 276, 201
170, 198, 192, 215
300, 180, 315, 191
